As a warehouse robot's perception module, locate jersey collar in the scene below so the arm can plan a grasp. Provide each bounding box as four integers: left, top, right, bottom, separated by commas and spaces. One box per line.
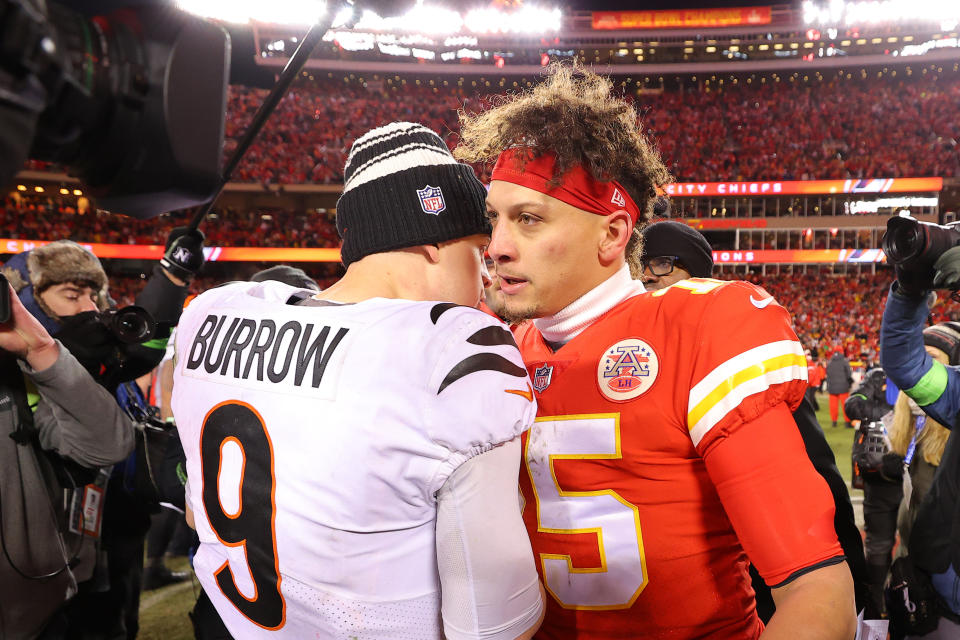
533, 263, 646, 348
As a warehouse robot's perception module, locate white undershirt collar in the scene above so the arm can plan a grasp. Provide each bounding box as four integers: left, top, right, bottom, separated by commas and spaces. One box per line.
533, 263, 646, 347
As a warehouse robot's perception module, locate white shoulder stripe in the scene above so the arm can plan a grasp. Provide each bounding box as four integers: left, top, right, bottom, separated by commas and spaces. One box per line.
343, 146, 459, 193
687, 340, 807, 447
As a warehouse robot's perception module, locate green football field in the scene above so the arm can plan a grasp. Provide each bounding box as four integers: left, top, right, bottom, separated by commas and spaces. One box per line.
137, 392, 862, 639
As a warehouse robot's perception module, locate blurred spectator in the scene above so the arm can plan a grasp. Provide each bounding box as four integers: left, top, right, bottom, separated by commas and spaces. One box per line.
807, 355, 826, 411
637, 220, 713, 287
827, 349, 855, 428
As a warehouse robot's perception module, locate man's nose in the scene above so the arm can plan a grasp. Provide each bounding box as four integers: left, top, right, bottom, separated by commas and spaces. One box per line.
487, 220, 515, 263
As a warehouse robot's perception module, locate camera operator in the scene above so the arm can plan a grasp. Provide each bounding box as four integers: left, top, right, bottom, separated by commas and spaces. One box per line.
880, 218, 960, 637
2, 232, 203, 639
845, 368, 898, 619
0, 279, 133, 639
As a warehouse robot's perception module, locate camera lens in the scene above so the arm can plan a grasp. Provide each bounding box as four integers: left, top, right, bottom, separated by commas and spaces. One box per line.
118, 316, 139, 337
103, 306, 156, 343
882, 216, 923, 265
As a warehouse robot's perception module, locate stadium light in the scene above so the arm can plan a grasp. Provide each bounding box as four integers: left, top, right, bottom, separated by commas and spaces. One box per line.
896, 36, 959, 56
802, 0, 960, 26
465, 6, 562, 34
331, 5, 355, 29
176, 0, 326, 25
186, 0, 563, 34
324, 29, 376, 51
353, 4, 462, 35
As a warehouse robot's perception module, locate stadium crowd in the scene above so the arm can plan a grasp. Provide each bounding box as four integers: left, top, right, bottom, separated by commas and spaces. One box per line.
0, 197, 339, 248
221, 73, 960, 185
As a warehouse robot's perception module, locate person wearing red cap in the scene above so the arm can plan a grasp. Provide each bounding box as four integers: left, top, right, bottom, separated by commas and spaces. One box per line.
456, 65, 854, 639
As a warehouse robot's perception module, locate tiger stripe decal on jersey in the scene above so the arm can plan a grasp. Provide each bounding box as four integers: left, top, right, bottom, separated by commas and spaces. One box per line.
467, 325, 518, 347
687, 340, 807, 446
438, 353, 527, 393
430, 303, 461, 324
432, 306, 527, 394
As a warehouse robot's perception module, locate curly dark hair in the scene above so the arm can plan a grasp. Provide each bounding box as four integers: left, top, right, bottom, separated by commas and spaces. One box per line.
455, 64, 671, 272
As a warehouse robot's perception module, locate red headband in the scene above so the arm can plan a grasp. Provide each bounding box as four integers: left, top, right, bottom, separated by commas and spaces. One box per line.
490, 148, 641, 223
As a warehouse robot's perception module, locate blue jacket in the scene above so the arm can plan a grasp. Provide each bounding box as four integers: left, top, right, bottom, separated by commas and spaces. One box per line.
880, 286, 960, 427
881, 285, 960, 580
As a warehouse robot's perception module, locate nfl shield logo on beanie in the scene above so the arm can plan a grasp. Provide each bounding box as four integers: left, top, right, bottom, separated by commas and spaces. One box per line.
417, 185, 446, 215
336, 121, 490, 267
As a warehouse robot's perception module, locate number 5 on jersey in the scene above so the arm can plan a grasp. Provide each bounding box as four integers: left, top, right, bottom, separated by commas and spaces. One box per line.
200, 401, 286, 630
524, 414, 648, 610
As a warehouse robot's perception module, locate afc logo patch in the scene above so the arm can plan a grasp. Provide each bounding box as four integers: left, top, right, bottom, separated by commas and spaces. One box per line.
417, 185, 446, 215
597, 338, 659, 402
532, 364, 553, 393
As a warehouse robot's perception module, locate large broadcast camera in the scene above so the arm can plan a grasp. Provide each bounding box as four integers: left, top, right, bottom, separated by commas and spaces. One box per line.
0, 0, 229, 219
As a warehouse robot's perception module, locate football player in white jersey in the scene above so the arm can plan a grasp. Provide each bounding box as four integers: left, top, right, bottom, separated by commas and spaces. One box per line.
172, 122, 544, 640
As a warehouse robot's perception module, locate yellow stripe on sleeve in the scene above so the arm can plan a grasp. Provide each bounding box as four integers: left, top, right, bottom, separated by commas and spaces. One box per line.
688, 353, 808, 433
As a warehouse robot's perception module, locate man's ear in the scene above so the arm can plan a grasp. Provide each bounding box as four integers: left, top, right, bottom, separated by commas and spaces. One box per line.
599, 210, 634, 266
423, 244, 441, 264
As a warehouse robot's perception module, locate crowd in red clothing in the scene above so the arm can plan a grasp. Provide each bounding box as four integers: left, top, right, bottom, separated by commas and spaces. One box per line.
222, 73, 960, 185
226, 83, 467, 184
18, 73, 960, 186
0, 197, 339, 248
638, 74, 960, 182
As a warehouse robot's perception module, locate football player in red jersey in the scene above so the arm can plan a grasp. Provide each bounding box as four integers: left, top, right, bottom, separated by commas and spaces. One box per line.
456, 65, 855, 639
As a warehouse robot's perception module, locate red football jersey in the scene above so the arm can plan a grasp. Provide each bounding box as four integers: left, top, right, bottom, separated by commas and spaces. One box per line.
515, 278, 823, 639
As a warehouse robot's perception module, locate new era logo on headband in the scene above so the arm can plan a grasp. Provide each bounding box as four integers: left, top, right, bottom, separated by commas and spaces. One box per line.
611, 188, 626, 208
417, 185, 446, 215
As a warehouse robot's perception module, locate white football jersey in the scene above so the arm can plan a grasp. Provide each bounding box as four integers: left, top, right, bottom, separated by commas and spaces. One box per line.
172, 281, 536, 639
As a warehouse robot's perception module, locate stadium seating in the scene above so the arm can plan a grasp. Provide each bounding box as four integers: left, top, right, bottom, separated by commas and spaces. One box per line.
222, 74, 960, 185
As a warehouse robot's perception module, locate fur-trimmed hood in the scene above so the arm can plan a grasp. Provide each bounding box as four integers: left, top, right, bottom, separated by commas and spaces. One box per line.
1, 241, 109, 334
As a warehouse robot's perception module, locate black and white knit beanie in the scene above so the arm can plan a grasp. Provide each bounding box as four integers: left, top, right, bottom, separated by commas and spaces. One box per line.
336, 122, 491, 267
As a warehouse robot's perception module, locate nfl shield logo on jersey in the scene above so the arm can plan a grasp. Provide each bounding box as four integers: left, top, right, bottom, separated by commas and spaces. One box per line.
533, 364, 554, 393
597, 338, 659, 402
417, 185, 446, 215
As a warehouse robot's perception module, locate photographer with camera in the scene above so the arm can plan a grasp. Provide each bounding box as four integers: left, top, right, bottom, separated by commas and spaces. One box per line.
0, 277, 133, 638
2, 232, 203, 639
880, 213, 960, 637
845, 368, 899, 620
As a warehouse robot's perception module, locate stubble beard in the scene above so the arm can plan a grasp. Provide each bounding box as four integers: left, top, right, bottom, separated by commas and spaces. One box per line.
497, 297, 543, 324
